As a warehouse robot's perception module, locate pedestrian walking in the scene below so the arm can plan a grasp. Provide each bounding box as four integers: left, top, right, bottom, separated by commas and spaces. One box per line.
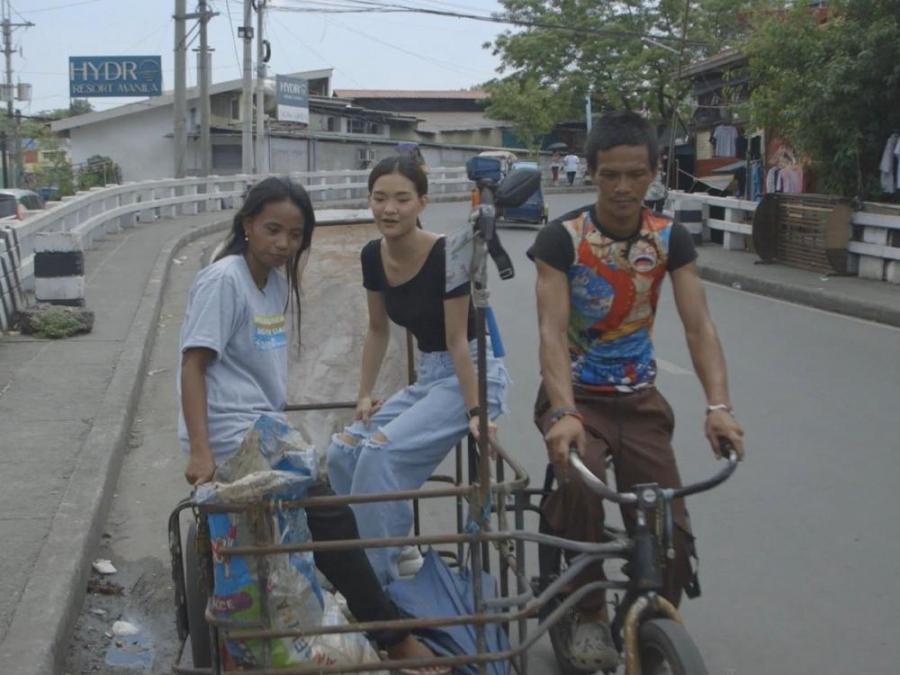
563, 152, 579, 186
550, 151, 562, 186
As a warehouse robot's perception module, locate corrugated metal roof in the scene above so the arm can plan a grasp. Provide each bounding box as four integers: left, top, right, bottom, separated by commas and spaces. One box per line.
334, 89, 488, 100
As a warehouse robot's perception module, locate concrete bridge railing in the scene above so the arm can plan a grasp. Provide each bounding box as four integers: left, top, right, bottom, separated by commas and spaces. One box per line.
0, 167, 472, 330
665, 190, 900, 284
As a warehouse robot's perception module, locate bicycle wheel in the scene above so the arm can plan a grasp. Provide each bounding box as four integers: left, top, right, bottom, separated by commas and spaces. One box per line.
638, 618, 708, 675
184, 521, 212, 668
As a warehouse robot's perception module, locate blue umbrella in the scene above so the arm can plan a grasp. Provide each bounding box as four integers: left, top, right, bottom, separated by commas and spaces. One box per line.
387, 549, 510, 675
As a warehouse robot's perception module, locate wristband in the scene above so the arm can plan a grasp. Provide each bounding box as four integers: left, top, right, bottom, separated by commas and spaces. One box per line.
706, 403, 734, 415
548, 406, 583, 425
466, 406, 482, 421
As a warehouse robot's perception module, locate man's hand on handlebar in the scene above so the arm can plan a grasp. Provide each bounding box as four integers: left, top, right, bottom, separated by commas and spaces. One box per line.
706, 409, 745, 461
544, 414, 586, 479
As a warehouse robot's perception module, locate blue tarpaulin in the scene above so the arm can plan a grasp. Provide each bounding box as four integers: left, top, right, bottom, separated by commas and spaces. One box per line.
387, 549, 510, 675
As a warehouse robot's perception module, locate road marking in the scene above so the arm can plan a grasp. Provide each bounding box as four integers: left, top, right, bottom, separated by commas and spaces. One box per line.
657, 358, 692, 375
703, 280, 900, 333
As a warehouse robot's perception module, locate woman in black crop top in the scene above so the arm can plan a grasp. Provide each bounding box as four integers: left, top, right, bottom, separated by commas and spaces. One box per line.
325, 157, 510, 584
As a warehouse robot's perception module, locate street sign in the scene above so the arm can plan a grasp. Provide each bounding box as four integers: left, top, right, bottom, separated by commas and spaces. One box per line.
275, 75, 309, 124
69, 56, 163, 97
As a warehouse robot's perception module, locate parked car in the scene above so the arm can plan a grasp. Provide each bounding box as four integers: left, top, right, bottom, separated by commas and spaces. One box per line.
0, 193, 18, 219
0, 188, 45, 213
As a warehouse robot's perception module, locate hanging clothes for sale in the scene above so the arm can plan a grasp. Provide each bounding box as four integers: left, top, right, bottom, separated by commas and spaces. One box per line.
777, 165, 804, 193
735, 133, 748, 159
711, 124, 739, 157
766, 166, 780, 193
882, 133, 900, 194
751, 161, 763, 201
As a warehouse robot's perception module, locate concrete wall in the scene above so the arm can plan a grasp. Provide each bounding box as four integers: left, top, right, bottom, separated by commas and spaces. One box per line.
67, 105, 176, 182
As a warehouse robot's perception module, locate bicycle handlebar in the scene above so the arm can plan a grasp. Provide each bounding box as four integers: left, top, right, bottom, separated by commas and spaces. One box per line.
568, 439, 738, 503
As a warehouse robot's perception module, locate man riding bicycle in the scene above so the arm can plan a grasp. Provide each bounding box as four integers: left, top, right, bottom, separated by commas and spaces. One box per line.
528, 110, 745, 669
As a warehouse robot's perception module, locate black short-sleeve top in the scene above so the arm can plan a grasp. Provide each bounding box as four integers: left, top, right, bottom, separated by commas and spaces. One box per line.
361, 236, 476, 352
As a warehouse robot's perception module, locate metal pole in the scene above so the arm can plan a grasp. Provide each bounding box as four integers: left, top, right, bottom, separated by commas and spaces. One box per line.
3, 3, 16, 187
198, 0, 211, 177
241, 0, 253, 173
585, 86, 593, 134
255, 0, 266, 174
173, 0, 187, 178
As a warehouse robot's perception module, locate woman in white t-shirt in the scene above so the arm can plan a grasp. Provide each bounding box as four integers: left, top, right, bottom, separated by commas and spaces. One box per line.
179, 176, 446, 674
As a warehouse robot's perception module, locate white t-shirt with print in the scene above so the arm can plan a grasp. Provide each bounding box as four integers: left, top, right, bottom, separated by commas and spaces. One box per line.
177, 254, 290, 462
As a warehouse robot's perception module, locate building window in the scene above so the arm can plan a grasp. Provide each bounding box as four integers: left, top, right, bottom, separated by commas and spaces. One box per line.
326, 116, 340, 132
349, 117, 366, 134
231, 98, 240, 120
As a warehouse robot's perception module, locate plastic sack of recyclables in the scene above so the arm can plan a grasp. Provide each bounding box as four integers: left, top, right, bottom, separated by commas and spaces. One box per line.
193, 414, 384, 670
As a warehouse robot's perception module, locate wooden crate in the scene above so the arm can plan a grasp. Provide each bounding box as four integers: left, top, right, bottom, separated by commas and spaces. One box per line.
753, 193, 852, 273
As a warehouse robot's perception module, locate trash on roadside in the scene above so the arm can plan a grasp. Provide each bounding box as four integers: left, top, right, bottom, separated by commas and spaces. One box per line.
731, 282, 743, 290
87, 579, 124, 596
90, 608, 107, 617
92, 559, 117, 575
112, 620, 140, 637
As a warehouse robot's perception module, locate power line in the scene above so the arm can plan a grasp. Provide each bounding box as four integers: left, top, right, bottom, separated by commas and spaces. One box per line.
218, 0, 243, 73
15, 0, 103, 14
274, 0, 708, 46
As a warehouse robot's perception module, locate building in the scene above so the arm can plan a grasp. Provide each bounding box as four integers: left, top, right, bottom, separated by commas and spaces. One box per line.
333, 89, 514, 148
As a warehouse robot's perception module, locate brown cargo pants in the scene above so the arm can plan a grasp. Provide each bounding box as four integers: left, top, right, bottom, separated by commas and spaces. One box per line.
535, 384, 698, 611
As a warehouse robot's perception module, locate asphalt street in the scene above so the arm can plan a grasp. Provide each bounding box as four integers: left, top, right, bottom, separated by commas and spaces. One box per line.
65, 192, 900, 674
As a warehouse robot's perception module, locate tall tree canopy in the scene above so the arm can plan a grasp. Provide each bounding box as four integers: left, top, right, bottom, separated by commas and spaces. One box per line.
741, 0, 900, 199
485, 0, 760, 130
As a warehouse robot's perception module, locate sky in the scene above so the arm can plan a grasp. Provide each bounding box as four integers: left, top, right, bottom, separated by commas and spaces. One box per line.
11, 0, 508, 114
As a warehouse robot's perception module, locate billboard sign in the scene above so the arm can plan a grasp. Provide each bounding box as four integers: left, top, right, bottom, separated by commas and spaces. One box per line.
276, 75, 309, 124
69, 56, 162, 97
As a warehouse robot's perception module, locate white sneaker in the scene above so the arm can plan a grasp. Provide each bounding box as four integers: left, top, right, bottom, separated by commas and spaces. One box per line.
569, 616, 620, 672
396, 545, 424, 577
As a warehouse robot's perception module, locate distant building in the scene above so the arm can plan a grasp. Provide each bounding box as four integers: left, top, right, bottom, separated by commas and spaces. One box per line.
333, 89, 514, 148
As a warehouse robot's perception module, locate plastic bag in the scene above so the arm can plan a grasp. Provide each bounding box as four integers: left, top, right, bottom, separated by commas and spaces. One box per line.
196, 415, 323, 668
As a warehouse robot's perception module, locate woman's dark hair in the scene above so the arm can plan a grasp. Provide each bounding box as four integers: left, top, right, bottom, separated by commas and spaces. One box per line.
368, 155, 428, 196
216, 176, 316, 345
585, 110, 658, 174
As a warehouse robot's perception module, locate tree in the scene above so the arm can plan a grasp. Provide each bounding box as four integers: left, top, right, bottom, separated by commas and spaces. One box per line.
77, 155, 121, 190
486, 0, 762, 130
741, 0, 900, 199
484, 77, 567, 155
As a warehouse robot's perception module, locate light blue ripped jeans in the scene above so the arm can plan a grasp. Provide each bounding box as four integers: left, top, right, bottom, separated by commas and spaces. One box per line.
326, 340, 510, 585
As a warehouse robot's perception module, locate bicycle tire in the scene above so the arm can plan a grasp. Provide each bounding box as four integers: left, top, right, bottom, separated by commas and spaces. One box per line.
185, 521, 212, 668
638, 618, 708, 675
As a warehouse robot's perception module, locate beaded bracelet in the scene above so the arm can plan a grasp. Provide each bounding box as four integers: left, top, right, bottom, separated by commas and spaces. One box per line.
548, 406, 584, 425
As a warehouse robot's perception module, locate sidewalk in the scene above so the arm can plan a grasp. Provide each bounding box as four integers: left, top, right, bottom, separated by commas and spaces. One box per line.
695, 243, 900, 328
0, 202, 896, 674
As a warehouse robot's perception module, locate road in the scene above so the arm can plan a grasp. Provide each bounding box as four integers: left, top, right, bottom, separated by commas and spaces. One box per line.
66, 192, 900, 674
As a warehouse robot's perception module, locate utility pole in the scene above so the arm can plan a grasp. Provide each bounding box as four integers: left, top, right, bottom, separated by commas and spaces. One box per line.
240, 0, 253, 173
197, 0, 212, 176
174, 0, 187, 178
255, 0, 267, 174
2, 0, 33, 188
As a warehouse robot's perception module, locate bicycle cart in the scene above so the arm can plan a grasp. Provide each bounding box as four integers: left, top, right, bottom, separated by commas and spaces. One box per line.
168, 166, 737, 674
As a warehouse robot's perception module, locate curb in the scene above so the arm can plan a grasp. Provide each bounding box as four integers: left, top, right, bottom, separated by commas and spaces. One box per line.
0, 217, 233, 675
697, 264, 900, 329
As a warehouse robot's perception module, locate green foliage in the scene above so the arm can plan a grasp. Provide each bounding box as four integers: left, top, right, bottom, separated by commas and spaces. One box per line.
484, 77, 568, 155
25, 307, 85, 339
741, 0, 900, 199
77, 155, 122, 190
487, 0, 762, 128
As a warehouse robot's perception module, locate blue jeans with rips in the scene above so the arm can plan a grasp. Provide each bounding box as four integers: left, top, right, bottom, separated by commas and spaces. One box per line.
325, 341, 510, 585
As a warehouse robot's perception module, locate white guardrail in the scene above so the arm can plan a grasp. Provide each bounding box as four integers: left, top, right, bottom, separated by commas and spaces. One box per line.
664, 190, 900, 284
0, 167, 472, 327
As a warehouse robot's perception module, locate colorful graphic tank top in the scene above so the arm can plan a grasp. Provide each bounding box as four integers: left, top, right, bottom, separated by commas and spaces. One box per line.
562, 209, 675, 392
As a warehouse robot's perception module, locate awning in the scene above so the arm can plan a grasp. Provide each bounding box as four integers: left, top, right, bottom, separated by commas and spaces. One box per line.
696, 175, 735, 191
